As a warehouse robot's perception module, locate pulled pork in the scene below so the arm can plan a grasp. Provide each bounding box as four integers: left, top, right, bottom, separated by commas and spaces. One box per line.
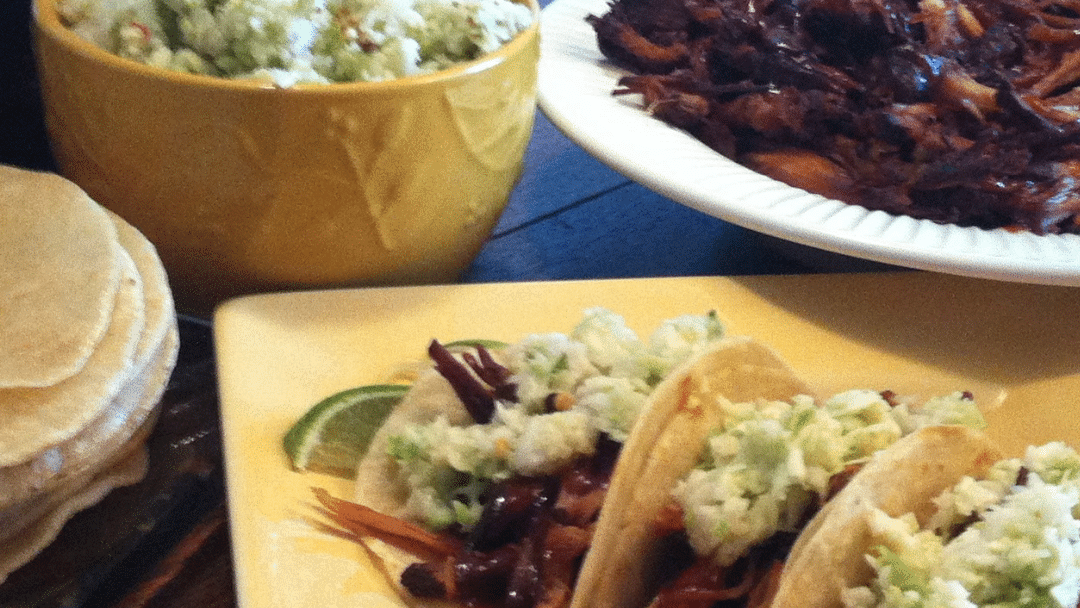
313, 341, 622, 608
588, 0, 1080, 234
315, 436, 621, 608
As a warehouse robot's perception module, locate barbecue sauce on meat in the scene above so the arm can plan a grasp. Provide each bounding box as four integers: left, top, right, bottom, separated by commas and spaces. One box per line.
648, 461, 866, 608
428, 340, 517, 424
399, 435, 622, 608
394, 345, 623, 607
589, 0, 1080, 234
648, 530, 797, 608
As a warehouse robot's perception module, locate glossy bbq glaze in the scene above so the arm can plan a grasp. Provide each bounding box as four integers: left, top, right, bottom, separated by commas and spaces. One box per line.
589, 0, 1080, 234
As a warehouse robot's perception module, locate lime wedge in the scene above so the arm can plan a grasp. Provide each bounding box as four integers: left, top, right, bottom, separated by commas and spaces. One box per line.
441, 339, 508, 351
283, 384, 409, 478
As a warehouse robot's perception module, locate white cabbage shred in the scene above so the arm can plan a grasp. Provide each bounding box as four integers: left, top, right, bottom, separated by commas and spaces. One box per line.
58, 0, 533, 85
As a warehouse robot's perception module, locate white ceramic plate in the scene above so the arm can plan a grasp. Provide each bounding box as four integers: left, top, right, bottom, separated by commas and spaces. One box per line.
216, 273, 1080, 608
536, 0, 1080, 286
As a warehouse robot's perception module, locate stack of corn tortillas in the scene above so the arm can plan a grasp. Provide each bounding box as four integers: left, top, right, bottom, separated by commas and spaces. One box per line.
0, 165, 179, 584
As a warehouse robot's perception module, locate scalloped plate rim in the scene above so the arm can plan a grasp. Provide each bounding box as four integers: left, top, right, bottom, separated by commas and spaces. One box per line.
536, 0, 1080, 286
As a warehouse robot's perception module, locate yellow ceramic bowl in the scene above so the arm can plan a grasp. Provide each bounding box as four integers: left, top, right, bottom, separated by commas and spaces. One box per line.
33, 0, 539, 316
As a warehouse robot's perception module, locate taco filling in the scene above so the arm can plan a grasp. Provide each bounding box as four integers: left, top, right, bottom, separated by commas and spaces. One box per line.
315, 307, 727, 607
645, 390, 987, 608
843, 442, 1080, 608
387, 308, 725, 532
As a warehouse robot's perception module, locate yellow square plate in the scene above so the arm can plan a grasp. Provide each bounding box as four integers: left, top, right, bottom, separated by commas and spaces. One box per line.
214, 272, 1080, 608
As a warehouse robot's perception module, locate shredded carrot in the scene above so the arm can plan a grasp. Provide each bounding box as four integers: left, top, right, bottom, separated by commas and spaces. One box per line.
311, 488, 460, 561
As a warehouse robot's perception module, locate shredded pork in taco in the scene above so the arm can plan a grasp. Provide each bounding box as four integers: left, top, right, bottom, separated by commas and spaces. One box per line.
573, 354, 990, 608
642, 391, 986, 608
312, 308, 730, 608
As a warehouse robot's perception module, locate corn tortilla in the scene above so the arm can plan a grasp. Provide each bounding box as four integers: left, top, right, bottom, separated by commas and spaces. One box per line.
350, 337, 808, 608
770, 426, 1002, 608
0, 165, 123, 389
0, 322, 178, 507
571, 337, 810, 608
0, 247, 145, 468
354, 365, 473, 516
107, 209, 175, 365
0, 169, 180, 585
0, 325, 176, 580
351, 364, 480, 607
0, 441, 150, 585
0, 210, 176, 503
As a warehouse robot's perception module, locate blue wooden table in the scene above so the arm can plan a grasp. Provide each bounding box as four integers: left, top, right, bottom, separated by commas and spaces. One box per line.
464, 108, 898, 283
461, 0, 899, 282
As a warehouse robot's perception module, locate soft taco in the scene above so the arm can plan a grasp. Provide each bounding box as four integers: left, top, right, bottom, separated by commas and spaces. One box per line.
777, 432, 1080, 608
309, 308, 811, 608
573, 368, 992, 608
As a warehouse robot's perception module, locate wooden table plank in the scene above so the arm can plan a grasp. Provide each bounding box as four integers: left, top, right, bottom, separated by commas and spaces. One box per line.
491, 111, 631, 234
466, 179, 814, 282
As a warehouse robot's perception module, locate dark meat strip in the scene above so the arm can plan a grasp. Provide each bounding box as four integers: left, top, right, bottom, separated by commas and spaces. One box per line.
467, 345, 519, 402
427, 340, 519, 423
469, 478, 558, 552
